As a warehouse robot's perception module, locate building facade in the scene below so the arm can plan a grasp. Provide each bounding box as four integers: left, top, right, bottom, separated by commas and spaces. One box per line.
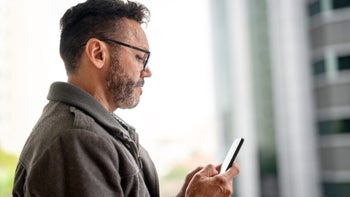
308, 0, 350, 196
211, 0, 350, 196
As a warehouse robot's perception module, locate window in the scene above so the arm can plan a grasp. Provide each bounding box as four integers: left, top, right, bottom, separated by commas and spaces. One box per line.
309, 0, 350, 17
338, 55, 350, 71
333, 0, 350, 10
323, 182, 350, 197
318, 119, 350, 135
313, 59, 326, 75
308, 1, 321, 17
312, 53, 350, 76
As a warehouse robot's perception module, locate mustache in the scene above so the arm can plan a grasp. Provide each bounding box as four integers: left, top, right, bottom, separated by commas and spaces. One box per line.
135, 79, 145, 87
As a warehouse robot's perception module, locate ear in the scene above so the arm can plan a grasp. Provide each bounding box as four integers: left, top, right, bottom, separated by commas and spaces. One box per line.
85, 38, 109, 69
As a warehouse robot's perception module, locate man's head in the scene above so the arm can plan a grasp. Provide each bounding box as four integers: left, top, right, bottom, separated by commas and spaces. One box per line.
60, 0, 152, 111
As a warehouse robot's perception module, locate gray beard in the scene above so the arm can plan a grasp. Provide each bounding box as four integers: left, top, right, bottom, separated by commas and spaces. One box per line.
106, 55, 143, 109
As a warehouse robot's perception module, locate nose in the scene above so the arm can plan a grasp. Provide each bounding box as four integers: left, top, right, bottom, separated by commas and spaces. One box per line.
141, 67, 152, 78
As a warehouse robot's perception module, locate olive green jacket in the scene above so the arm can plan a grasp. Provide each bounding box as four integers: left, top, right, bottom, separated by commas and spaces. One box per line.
13, 82, 159, 197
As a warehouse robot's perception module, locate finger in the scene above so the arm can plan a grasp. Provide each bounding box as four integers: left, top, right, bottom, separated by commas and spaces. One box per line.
215, 163, 222, 171
186, 166, 203, 182
200, 164, 218, 177
177, 166, 204, 197
222, 162, 240, 179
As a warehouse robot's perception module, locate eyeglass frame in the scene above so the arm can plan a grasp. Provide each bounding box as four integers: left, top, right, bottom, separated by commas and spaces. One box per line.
99, 37, 151, 70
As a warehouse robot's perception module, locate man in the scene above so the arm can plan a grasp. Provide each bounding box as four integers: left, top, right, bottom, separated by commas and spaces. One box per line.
12, 0, 240, 196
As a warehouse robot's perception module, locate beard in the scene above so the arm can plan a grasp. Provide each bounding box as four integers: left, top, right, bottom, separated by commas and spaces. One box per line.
106, 53, 144, 109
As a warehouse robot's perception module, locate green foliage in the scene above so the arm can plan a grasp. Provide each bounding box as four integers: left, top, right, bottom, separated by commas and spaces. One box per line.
0, 149, 18, 197
162, 165, 189, 180
159, 165, 192, 197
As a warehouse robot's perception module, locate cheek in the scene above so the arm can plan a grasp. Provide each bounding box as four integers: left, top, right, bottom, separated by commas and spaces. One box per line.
125, 69, 141, 83
119, 55, 142, 78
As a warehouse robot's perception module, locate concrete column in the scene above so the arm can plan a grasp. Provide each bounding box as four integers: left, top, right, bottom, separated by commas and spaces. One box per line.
227, 1, 260, 197
267, 0, 321, 197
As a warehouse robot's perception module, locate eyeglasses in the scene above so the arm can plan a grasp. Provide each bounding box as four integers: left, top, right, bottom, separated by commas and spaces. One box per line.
100, 38, 151, 70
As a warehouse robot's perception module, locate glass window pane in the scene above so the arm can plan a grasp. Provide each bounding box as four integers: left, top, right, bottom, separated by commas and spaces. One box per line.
333, 0, 350, 10
308, 1, 321, 17
313, 59, 326, 75
323, 182, 350, 197
338, 55, 350, 71
318, 119, 350, 135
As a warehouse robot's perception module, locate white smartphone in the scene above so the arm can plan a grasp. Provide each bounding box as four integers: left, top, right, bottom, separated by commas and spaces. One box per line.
219, 137, 244, 174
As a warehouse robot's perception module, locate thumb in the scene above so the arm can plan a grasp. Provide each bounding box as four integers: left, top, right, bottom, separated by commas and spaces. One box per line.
222, 162, 240, 179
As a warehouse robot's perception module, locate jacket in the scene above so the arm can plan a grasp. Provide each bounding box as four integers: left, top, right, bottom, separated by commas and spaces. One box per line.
12, 82, 159, 197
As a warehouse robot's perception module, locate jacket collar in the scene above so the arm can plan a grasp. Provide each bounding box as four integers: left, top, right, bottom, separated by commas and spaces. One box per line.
47, 82, 136, 140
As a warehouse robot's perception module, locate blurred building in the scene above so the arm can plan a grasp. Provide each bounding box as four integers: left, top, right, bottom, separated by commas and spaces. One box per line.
308, 0, 350, 196
211, 0, 350, 197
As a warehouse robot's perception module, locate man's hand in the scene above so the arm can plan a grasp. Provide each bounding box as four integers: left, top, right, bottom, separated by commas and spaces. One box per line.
176, 166, 203, 197
177, 162, 240, 197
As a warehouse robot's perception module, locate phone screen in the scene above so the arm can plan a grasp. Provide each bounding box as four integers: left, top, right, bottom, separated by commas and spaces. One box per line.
219, 137, 244, 174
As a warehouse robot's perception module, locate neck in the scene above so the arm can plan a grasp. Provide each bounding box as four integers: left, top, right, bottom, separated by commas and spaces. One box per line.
67, 76, 116, 112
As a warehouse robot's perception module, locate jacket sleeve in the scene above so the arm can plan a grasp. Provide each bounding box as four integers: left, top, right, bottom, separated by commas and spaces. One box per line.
23, 129, 124, 197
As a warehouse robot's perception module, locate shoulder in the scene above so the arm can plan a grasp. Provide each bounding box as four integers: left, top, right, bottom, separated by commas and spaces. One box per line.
19, 102, 118, 166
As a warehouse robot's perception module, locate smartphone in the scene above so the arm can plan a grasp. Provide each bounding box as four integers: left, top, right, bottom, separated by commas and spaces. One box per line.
219, 137, 244, 174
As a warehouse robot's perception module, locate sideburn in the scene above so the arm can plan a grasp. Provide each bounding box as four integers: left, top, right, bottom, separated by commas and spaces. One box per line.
106, 52, 138, 108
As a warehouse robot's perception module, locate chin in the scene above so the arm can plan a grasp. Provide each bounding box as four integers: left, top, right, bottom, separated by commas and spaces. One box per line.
121, 97, 140, 109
